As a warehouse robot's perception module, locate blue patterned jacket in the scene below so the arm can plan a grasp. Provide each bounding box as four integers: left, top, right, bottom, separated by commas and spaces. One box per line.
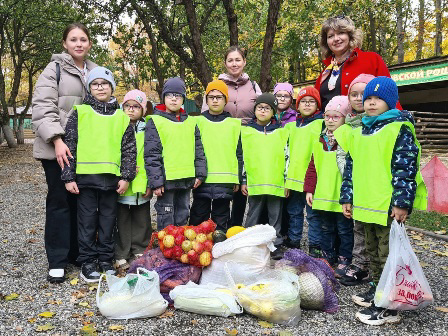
339, 110, 419, 212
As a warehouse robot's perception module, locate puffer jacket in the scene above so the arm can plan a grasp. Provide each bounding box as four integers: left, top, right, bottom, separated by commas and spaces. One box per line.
296, 110, 324, 127
32, 52, 97, 160
193, 110, 243, 200
276, 107, 297, 127
201, 73, 262, 125
61, 93, 137, 190
144, 105, 207, 191
340, 110, 419, 212
119, 120, 151, 205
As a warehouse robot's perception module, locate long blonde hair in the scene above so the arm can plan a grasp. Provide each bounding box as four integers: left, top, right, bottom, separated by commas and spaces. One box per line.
320, 16, 363, 59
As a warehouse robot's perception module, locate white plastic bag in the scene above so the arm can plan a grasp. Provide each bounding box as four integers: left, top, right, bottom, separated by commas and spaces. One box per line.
200, 225, 276, 286
169, 281, 243, 317
96, 268, 168, 319
228, 268, 301, 326
374, 220, 434, 310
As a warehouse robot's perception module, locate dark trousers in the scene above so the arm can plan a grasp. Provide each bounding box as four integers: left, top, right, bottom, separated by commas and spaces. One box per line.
77, 188, 117, 264
319, 210, 354, 264
230, 189, 246, 226
115, 202, 152, 260
42, 160, 78, 269
154, 189, 190, 230
190, 197, 231, 231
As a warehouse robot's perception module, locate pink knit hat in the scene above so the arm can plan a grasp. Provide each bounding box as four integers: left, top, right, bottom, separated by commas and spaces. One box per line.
325, 95, 351, 117
348, 74, 376, 94
273, 82, 294, 97
123, 89, 148, 113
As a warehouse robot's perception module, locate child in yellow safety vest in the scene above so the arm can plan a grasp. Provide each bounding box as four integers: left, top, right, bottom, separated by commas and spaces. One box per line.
190, 80, 243, 231
340, 76, 427, 325
304, 95, 353, 274
115, 90, 152, 271
241, 93, 289, 260
61, 67, 137, 283
144, 77, 207, 230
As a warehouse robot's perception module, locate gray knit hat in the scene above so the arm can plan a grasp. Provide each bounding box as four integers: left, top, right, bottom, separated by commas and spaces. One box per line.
255, 93, 278, 112
162, 77, 186, 101
87, 66, 116, 92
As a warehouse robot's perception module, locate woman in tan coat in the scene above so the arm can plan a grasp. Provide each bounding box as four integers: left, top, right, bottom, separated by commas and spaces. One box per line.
32, 23, 97, 283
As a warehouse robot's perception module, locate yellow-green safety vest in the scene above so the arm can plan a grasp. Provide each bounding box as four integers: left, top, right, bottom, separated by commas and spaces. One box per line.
350, 121, 427, 226
150, 114, 196, 181
333, 123, 352, 153
122, 131, 147, 196
76, 105, 130, 176
312, 141, 343, 213
285, 120, 323, 191
195, 115, 241, 184
241, 126, 289, 197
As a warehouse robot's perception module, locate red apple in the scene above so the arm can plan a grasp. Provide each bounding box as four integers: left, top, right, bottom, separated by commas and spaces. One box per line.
173, 245, 183, 259
165, 225, 176, 235
163, 247, 174, 258
187, 249, 198, 262
192, 241, 204, 254
175, 234, 185, 245
199, 220, 215, 233
193, 226, 203, 235
203, 240, 213, 252
177, 226, 185, 235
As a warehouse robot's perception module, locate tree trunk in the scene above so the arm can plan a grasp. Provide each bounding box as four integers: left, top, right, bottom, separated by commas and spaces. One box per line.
179, 59, 186, 81
259, 0, 283, 92
434, 0, 442, 56
16, 118, 24, 145
368, 9, 377, 53
416, 0, 425, 59
1, 124, 17, 148
222, 0, 238, 46
396, 0, 405, 63
0, 127, 4, 144
288, 58, 294, 83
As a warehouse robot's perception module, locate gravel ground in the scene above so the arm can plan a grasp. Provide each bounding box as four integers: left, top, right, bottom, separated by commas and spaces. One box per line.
1, 144, 447, 336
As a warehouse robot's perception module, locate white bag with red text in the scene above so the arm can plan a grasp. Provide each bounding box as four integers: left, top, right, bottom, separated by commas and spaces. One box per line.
374, 220, 433, 310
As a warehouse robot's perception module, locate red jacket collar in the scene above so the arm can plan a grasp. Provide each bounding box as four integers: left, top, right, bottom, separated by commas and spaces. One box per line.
323, 47, 361, 66
155, 104, 186, 114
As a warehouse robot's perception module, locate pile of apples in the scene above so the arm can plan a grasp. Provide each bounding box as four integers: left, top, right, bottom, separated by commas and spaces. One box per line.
157, 219, 216, 267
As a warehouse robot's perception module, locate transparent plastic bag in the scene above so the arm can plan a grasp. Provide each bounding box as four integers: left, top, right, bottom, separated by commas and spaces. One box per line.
374, 220, 434, 310
200, 225, 276, 286
96, 268, 168, 319
227, 267, 301, 326
169, 281, 243, 317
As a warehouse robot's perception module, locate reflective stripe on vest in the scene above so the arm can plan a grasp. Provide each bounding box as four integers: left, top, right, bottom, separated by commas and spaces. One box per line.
241, 126, 288, 197
351, 121, 427, 226
285, 120, 323, 191
75, 105, 129, 176
312, 141, 343, 213
122, 131, 147, 196
196, 116, 241, 184
151, 114, 196, 181
333, 123, 352, 152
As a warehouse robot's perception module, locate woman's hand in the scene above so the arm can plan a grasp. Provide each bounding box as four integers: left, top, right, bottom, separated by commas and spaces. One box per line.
53, 137, 72, 169
65, 181, 79, 194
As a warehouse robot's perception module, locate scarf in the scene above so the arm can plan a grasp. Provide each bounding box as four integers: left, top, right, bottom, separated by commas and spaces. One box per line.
323, 127, 337, 149
362, 109, 401, 129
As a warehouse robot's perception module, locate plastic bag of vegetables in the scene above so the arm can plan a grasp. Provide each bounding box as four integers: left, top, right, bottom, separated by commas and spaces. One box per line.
96, 268, 168, 319
169, 281, 243, 317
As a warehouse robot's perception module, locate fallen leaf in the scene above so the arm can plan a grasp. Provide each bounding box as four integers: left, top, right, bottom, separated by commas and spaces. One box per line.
278, 331, 293, 336
27, 228, 37, 234
441, 266, 448, 271
28, 318, 37, 323
5, 293, 19, 301
435, 306, 448, 313
109, 325, 125, 331
431, 250, 448, 257
434, 230, 446, 235
48, 299, 62, 305
84, 311, 94, 317
70, 278, 79, 285
80, 323, 97, 336
191, 319, 198, 325
413, 249, 424, 253
15, 326, 23, 332
410, 235, 422, 241
23, 295, 34, 301
38, 311, 55, 318
71, 313, 81, 318
158, 310, 174, 318
36, 324, 54, 332
27, 238, 38, 243
3, 239, 8, 243
88, 284, 98, 291
258, 321, 273, 328
72, 290, 86, 299
79, 301, 91, 308
420, 262, 430, 268
225, 329, 238, 335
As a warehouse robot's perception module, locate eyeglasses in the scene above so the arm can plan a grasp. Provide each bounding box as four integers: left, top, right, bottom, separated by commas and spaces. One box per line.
165, 92, 183, 99
123, 104, 142, 111
90, 82, 110, 90
207, 95, 225, 101
349, 92, 363, 98
299, 100, 317, 106
274, 94, 291, 101
324, 114, 343, 121
255, 105, 272, 112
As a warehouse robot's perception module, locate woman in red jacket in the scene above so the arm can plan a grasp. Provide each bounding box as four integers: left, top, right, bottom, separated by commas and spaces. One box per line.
315, 15, 396, 111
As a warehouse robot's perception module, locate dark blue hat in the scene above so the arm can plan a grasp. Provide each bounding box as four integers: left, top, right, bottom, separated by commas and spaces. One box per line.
162, 77, 186, 101
363, 76, 398, 110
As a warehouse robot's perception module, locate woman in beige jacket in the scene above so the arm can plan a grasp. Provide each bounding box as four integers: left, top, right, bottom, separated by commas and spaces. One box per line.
32, 23, 97, 283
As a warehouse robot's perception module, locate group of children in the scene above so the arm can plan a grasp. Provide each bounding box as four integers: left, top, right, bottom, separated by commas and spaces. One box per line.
61, 66, 426, 326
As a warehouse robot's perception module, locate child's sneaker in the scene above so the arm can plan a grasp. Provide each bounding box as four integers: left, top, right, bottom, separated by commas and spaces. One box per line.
352, 282, 376, 307
340, 264, 369, 286
308, 245, 322, 258
99, 261, 117, 276
284, 238, 301, 249
271, 245, 286, 260
355, 305, 401, 325
115, 259, 130, 270
80, 262, 101, 283
334, 256, 351, 278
